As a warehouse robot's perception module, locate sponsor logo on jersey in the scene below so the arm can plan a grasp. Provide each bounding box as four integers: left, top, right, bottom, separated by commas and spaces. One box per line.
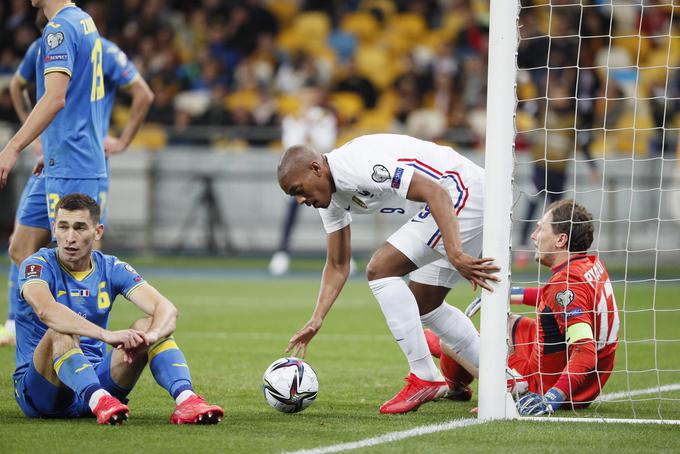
371, 164, 391, 183
391, 167, 404, 189
25, 264, 42, 279
44, 54, 68, 62
46, 32, 64, 49
566, 307, 583, 319
351, 196, 368, 209
556, 289, 575, 307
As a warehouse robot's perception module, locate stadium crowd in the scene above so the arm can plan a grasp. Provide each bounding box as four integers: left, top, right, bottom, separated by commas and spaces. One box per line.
0, 0, 678, 153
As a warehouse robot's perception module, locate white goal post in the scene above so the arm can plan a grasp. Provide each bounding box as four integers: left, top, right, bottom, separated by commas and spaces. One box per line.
479, 0, 520, 420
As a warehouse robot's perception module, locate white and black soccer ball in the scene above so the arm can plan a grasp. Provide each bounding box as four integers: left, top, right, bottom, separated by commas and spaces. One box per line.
262, 357, 318, 413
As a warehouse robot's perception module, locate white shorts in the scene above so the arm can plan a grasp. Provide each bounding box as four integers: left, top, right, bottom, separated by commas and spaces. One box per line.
386, 186, 484, 289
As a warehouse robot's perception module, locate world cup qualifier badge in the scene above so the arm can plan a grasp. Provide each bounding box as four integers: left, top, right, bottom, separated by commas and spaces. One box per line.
371, 165, 391, 183
25, 264, 43, 279
46, 32, 64, 49
555, 289, 575, 307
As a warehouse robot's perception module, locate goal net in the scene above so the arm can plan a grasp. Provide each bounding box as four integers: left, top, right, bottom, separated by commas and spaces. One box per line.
480, 0, 680, 422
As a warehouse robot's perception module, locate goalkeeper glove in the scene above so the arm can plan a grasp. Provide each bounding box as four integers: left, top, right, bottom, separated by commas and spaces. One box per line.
516, 388, 564, 416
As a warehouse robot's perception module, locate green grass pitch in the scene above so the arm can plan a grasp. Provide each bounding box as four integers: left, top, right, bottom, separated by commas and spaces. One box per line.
1, 265, 679, 453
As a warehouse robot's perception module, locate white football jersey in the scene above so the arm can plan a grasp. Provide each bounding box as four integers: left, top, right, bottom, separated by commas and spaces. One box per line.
319, 134, 485, 233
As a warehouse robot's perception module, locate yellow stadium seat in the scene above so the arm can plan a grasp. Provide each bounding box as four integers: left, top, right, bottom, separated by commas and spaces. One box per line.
293, 12, 331, 42
355, 44, 398, 89
330, 91, 365, 123
356, 109, 392, 132
276, 94, 302, 117
388, 13, 426, 41
341, 11, 380, 43
131, 124, 167, 150
225, 90, 259, 111
267, 1, 298, 28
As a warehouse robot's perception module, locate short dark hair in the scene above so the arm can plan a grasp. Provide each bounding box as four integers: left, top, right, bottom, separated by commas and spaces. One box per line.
548, 199, 594, 253
55, 193, 101, 225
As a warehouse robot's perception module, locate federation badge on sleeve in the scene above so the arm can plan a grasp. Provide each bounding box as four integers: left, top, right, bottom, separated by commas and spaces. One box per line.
46, 32, 64, 49
25, 264, 43, 279
555, 289, 575, 307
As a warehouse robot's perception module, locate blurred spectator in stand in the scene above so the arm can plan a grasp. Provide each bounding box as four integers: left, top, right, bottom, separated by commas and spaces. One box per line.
334, 59, 377, 109
269, 84, 340, 276
516, 78, 598, 268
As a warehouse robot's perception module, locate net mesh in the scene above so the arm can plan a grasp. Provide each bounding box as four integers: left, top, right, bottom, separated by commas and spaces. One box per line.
511, 0, 680, 420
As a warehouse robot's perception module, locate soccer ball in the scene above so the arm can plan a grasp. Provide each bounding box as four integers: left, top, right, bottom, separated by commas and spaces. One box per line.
262, 357, 318, 413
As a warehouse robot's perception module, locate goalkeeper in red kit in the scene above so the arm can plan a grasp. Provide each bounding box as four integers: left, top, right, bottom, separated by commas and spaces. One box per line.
428, 199, 619, 415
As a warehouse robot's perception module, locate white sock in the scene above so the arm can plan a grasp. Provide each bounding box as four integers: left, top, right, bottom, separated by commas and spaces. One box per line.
176, 389, 196, 405
88, 389, 111, 412
420, 302, 480, 368
369, 277, 443, 382
4, 319, 15, 335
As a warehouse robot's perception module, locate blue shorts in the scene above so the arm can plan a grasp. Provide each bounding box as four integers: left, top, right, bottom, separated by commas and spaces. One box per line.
16, 174, 49, 230
17, 176, 109, 232
13, 348, 130, 418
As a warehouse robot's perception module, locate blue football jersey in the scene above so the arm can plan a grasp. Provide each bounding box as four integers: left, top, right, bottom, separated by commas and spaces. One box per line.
16, 38, 40, 85
101, 38, 138, 135
14, 248, 145, 381
36, 3, 106, 179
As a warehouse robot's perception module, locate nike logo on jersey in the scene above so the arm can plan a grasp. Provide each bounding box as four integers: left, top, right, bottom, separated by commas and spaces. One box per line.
57, 290, 67, 297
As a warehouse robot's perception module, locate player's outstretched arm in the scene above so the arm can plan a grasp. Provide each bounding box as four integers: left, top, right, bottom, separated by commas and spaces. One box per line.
286, 225, 351, 358
406, 172, 500, 291
23, 281, 144, 349
126, 282, 178, 345
105, 76, 154, 157
0, 72, 68, 188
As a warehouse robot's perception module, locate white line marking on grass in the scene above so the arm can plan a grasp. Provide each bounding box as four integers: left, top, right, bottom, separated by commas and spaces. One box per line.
281, 418, 484, 454
522, 416, 680, 425
597, 383, 680, 402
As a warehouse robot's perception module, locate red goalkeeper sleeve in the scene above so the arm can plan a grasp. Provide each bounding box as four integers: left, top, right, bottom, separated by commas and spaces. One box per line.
552, 339, 598, 399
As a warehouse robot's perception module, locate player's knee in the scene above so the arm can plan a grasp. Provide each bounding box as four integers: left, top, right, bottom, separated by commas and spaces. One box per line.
44, 329, 80, 356
130, 317, 152, 332
366, 255, 385, 281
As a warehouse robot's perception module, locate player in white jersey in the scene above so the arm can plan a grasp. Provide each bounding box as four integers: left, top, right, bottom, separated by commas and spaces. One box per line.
277, 134, 499, 414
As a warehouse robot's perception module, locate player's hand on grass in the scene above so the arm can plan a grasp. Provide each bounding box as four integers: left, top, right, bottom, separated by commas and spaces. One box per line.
32, 155, 44, 176
465, 296, 481, 318
286, 318, 322, 358
0, 146, 20, 189
450, 253, 500, 292
516, 388, 564, 416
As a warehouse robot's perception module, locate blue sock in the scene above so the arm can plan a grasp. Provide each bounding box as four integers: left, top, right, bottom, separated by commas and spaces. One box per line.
53, 348, 102, 403
148, 337, 193, 400
7, 263, 18, 321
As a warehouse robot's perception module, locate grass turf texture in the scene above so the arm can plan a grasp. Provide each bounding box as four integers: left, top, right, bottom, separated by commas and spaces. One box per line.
0, 271, 679, 453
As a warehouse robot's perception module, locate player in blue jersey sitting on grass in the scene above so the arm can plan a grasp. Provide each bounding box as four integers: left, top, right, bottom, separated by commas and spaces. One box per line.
13, 193, 223, 425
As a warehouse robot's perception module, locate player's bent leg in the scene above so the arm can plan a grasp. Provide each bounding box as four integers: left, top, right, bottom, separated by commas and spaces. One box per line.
143, 328, 222, 424
23, 329, 128, 423
366, 244, 448, 414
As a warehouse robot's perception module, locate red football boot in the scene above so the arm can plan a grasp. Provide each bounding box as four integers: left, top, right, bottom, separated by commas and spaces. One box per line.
379, 373, 448, 414
423, 329, 442, 358
170, 394, 224, 424
93, 394, 129, 425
